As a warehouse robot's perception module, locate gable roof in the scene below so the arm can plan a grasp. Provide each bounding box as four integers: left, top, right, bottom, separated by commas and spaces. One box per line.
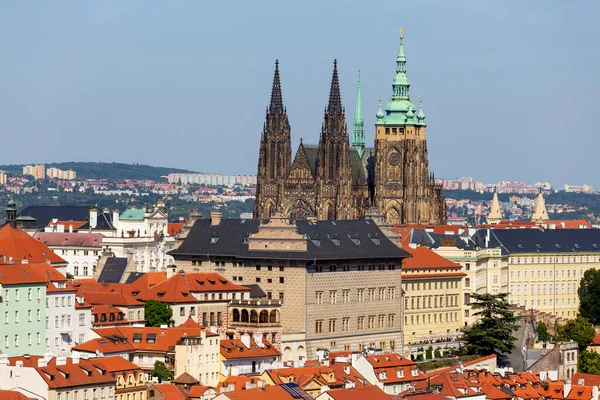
0, 390, 37, 400
35, 358, 117, 389
218, 383, 312, 400
152, 383, 187, 400
0, 224, 66, 264
33, 232, 103, 248
220, 337, 280, 360
402, 246, 463, 270
17, 206, 90, 229
171, 219, 409, 261
0, 264, 48, 285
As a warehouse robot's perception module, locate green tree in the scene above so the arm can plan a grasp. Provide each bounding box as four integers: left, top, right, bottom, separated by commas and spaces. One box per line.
536, 322, 552, 342
557, 316, 596, 351
433, 348, 442, 359
462, 293, 520, 359
426, 346, 433, 360
144, 300, 173, 327
578, 350, 600, 374
579, 268, 600, 324
151, 360, 173, 382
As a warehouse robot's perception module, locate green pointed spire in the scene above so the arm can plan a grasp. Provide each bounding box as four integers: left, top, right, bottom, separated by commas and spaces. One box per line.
417, 99, 426, 124
382, 30, 417, 125
352, 71, 365, 157
376, 99, 385, 123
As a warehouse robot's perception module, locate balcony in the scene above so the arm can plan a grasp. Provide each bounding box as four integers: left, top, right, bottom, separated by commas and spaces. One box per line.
228, 321, 281, 328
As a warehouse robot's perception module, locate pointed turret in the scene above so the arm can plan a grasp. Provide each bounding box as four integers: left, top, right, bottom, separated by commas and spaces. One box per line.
531, 190, 549, 223
327, 59, 343, 115
352, 71, 365, 157
382, 30, 416, 125
269, 60, 284, 115
487, 188, 503, 225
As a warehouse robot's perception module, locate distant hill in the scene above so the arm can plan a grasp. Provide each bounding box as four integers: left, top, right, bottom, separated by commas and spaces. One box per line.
0, 162, 196, 181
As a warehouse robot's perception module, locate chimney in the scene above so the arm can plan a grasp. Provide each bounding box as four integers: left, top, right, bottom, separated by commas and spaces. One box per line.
72, 355, 80, 365
258, 380, 266, 388
344, 365, 350, 375
56, 356, 67, 366
240, 333, 251, 349
253, 332, 264, 348
68, 224, 73, 233
564, 380, 572, 398
89, 206, 98, 229
113, 209, 120, 230
592, 385, 599, 400
210, 211, 222, 226
579, 378, 585, 386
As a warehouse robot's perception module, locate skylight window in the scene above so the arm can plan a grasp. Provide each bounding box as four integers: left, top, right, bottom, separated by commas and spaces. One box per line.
369, 233, 381, 245
210, 236, 219, 244
328, 234, 340, 246
349, 234, 361, 246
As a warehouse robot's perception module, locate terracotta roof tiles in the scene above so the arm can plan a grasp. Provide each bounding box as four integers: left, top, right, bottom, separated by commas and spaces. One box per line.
0, 224, 65, 264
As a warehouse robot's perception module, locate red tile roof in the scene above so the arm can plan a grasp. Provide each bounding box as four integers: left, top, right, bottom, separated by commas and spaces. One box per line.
566, 385, 593, 400
46, 220, 87, 230
324, 386, 391, 400
330, 363, 371, 388
73, 325, 218, 355
0, 224, 66, 264
220, 337, 280, 360
189, 385, 216, 397
35, 358, 117, 389
83, 291, 142, 307
267, 366, 338, 388
590, 334, 600, 346
152, 384, 187, 400
168, 222, 186, 236
573, 372, 600, 387
0, 390, 36, 400
34, 232, 102, 247
218, 376, 257, 392
216, 385, 311, 400
402, 246, 463, 271
0, 264, 48, 285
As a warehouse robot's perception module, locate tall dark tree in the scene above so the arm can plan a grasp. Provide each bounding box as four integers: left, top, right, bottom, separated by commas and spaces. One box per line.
145, 300, 173, 327
579, 268, 600, 324
462, 293, 520, 359
557, 316, 596, 351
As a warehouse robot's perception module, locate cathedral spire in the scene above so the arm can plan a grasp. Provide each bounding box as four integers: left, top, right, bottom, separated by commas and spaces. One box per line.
381, 29, 415, 125
487, 187, 503, 225
531, 190, 549, 223
352, 71, 365, 157
327, 59, 343, 115
269, 60, 284, 115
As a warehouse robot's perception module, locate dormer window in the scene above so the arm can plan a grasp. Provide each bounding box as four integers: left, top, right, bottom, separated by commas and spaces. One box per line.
396, 370, 404, 378
411, 369, 419, 377
349, 234, 361, 246
210, 236, 219, 244
328, 234, 340, 246
379, 371, 387, 380
369, 233, 381, 245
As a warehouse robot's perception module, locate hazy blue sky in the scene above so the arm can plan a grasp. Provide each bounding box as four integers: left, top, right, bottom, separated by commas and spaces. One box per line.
0, 1, 598, 187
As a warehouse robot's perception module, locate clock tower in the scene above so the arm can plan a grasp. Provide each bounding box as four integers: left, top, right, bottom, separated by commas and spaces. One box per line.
373, 32, 446, 224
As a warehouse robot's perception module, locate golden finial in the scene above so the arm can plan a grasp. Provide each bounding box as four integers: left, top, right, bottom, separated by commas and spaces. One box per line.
399, 28, 404, 40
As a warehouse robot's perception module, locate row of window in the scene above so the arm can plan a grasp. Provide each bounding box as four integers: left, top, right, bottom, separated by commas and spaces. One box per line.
510, 283, 578, 295
403, 281, 459, 291
254, 277, 284, 284
511, 268, 586, 280
3, 288, 42, 302
60, 249, 98, 256
511, 256, 598, 264
5, 309, 41, 324
72, 266, 91, 276
56, 386, 114, 400
404, 294, 459, 310
4, 332, 41, 347
48, 333, 84, 348
330, 341, 397, 352
315, 287, 396, 305
45, 313, 86, 328
47, 295, 73, 308
513, 298, 578, 308
315, 314, 396, 333
405, 312, 459, 325
315, 264, 398, 273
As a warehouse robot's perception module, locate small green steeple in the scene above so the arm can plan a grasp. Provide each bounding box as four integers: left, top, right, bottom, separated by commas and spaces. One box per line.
417, 99, 426, 125
351, 71, 365, 157
376, 99, 385, 123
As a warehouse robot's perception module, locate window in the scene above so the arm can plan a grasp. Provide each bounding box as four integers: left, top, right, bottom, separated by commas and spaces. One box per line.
79, 313, 85, 326
15, 289, 19, 302
27, 333, 31, 345
180, 307, 185, 316
358, 289, 364, 302
14, 334, 18, 347
368, 288, 375, 302
279, 266, 285, 271
368, 316, 375, 329
279, 292, 284, 303
74, 266, 79, 276
279, 277, 284, 284
465, 278, 470, 287
358, 316, 365, 329
342, 318, 349, 331
316, 292, 323, 305
329, 319, 336, 332
37, 332, 41, 344
37, 309, 41, 321
378, 315, 385, 328
315, 320, 323, 333
83, 266, 88, 276
330, 291, 337, 304
388, 287, 395, 300
342, 290, 350, 303
28, 310, 31, 322
379, 288, 385, 300
27, 289, 32, 301
256, 265, 261, 270
255, 277, 261, 283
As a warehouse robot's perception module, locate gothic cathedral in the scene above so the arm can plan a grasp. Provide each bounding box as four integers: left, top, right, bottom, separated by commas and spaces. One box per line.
253, 34, 446, 224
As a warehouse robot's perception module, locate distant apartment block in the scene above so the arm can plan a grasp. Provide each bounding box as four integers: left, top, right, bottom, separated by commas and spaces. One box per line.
22, 164, 46, 179
167, 173, 256, 187
564, 184, 596, 194
0, 171, 6, 185
46, 167, 76, 180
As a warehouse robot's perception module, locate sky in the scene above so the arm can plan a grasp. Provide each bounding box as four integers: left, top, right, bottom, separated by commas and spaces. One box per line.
0, 1, 598, 188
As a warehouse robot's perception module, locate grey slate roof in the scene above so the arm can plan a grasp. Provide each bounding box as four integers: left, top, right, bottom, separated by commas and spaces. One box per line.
18, 206, 90, 229
303, 145, 319, 178
97, 257, 129, 283
170, 218, 409, 261
79, 211, 115, 231
473, 228, 600, 255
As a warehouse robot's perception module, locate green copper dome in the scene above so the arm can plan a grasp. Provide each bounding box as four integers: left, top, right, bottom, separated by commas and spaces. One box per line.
376, 102, 385, 122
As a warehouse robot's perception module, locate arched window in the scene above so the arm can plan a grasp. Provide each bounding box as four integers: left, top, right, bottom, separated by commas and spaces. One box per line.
241, 309, 249, 323
259, 311, 269, 323
232, 309, 240, 322
270, 310, 278, 323
250, 310, 258, 323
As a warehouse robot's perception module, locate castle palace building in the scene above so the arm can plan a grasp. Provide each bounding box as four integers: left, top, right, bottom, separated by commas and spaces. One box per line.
253, 33, 446, 224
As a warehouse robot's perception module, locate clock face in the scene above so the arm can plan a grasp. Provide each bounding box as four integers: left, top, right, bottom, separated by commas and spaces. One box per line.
388, 152, 401, 166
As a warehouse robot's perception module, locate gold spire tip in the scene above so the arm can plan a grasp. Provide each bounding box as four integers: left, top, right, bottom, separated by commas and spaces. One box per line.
399, 28, 404, 40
